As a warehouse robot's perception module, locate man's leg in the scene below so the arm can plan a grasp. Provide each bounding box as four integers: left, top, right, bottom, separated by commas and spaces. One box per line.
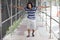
32, 20, 36, 37
27, 29, 30, 37
27, 18, 31, 37
32, 29, 35, 37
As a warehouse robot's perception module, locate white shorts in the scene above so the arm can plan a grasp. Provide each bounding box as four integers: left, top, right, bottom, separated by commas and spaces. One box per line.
26, 18, 36, 30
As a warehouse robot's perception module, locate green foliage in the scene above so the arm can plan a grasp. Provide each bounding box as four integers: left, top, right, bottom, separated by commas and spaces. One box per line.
6, 18, 22, 35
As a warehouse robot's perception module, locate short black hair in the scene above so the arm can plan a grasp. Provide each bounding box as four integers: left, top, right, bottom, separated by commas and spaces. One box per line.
26, 2, 33, 9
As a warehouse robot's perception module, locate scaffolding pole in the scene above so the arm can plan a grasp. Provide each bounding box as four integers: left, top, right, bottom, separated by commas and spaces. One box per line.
0, 0, 2, 40
44, 2, 48, 31
15, 0, 17, 20
58, 17, 60, 40
11, 0, 12, 26
6, 0, 10, 17
49, 0, 52, 39
58, 0, 60, 40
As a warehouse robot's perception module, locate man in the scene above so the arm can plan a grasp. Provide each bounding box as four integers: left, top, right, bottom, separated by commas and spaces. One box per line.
13, 2, 49, 37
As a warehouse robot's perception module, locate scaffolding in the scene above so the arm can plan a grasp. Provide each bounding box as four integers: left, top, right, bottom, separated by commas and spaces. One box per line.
0, 0, 60, 40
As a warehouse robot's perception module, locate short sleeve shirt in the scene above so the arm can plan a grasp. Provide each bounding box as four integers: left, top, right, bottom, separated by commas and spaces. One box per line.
24, 7, 37, 20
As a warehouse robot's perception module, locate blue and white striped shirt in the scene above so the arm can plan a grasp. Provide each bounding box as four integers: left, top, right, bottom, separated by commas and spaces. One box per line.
24, 7, 37, 20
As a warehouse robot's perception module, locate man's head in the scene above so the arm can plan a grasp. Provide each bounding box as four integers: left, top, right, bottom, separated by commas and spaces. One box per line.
27, 2, 33, 9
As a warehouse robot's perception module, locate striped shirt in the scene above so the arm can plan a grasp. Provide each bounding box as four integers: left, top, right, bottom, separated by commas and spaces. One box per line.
24, 7, 37, 20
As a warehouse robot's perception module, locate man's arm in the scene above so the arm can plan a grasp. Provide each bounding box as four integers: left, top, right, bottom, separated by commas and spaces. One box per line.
12, 6, 24, 10
37, 6, 50, 9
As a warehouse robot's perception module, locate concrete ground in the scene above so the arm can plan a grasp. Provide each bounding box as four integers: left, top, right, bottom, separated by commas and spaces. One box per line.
3, 13, 58, 40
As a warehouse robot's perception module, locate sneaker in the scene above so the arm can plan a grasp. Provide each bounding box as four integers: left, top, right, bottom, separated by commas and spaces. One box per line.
32, 33, 34, 37
27, 35, 30, 37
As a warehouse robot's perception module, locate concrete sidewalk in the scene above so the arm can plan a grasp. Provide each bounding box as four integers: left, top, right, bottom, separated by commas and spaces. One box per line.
3, 14, 58, 40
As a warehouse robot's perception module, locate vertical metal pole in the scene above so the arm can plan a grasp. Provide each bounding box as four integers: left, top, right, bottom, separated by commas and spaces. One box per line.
58, 0, 60, 40
10, 0, 13, 39
49, 0, 52, 39
11, 0, 12, 27
58, 14, 60, 40
0, 0, 2, 40
40, 0, 43, 27
39, 0, 41, 6
39, 0, 42, 25
41, 0, 45, 27
36, 0, 38, 7
6, 0, 10, 17
15, 0, 17, 20
55, 0, 56, 6
19, 0, 20, 18
18, 0, 20, 18
44, 2, 47, 31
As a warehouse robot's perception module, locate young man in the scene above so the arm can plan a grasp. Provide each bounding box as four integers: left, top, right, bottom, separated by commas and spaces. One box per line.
13, 2, 49, 37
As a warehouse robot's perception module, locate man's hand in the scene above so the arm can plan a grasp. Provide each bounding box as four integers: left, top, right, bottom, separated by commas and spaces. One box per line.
57, 11, 60, 17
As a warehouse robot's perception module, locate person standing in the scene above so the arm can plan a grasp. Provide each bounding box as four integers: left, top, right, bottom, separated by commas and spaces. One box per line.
13, 2, 49, 37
